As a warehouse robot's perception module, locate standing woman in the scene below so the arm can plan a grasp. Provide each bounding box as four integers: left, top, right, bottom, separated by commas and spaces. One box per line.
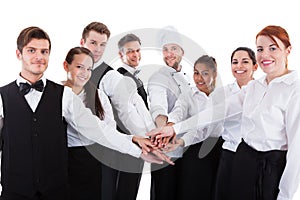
228, 25, 299, 200
213, 46, 258, 200
148, 25, 300, 200
63, 46, 103, 200
167, 55, 223, 200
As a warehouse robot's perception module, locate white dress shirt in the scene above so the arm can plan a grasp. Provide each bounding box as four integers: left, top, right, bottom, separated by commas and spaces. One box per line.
0, 76, 142, 158
169, 87, 222, 148
148, 66, 192, 120
209, 81, 243, 152
173, 71, 300, 200
120, 63, 141, 77
67, 88, 137, 152
97, 64, 155, 136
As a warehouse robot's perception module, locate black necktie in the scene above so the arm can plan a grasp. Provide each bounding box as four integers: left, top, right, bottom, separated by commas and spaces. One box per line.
19, 80, 44, 95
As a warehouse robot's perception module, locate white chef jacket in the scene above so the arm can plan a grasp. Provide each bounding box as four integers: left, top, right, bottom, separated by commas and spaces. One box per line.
148, 66, 192, 120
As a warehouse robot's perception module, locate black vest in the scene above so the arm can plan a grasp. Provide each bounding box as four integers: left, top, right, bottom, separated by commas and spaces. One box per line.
90, 62, 113, 88
89, 62, 128, 134
117, 67, 148, 109
0, 80, 67, 196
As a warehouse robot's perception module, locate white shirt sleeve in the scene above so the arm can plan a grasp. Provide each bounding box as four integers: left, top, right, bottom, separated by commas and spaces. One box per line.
100, 71, 155, 136
173, 90, 244, 136
277, 90, 300, 200
181, 125, 224, 147
168, 94, 188, 123
62, 87, 142, 158
148, 73, 170, 120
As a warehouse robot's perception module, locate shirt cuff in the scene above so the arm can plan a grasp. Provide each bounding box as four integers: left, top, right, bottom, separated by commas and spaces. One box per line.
126, 135, 143, 158
151, 110, 168, 121
277, 193, 291, 200
173, 123, 181, 135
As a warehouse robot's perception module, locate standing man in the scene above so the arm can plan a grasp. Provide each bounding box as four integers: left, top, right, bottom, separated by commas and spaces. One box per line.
147, 26, 192, 200
115, 33, 148, 200
80, 22, 157, 200
80, 21, 118, 200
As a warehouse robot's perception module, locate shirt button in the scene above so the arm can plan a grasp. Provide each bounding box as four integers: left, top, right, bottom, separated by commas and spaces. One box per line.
33, 118, 37, 122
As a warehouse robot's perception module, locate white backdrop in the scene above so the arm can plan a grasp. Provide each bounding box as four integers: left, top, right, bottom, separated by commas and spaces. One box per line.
0, 0, 300, 199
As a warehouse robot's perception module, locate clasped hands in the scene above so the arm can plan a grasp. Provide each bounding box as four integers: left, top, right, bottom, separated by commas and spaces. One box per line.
133, 125, 178, 165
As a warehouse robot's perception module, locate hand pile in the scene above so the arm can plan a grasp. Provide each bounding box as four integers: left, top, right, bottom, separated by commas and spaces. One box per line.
133, 125, 177, 165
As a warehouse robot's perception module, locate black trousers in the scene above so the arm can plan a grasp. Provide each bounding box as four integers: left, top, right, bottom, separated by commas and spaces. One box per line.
116, 171, 143, 200
115, 153, 144, 200
100, 164, 118, 200
1, 184, 68, 200
90, 143, 144, 200
229, 141, 286, 200
177, 137, 223, 200
150, 159, 179, 200
67, 145, 102, 200
213, 149, 235, 200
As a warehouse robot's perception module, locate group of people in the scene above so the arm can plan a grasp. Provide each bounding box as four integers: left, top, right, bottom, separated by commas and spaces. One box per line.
0, 21, 298, 200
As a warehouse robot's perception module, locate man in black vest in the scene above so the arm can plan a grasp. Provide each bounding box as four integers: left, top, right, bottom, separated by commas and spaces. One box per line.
115, 33, 150, 200
0, 26, 71, 200
80, 22, 159, 200
80, 21, 119, 200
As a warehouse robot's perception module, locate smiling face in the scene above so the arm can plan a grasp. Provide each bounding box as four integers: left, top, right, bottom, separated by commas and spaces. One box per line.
162, 43, 184, 70
231, 50, 257, 87
193, 62, 216, 96
81, 30, 108, 63
256, 35, 291, 83
17, 38, 50, 83
63, 53, 93, 94
119, 41, 141, 68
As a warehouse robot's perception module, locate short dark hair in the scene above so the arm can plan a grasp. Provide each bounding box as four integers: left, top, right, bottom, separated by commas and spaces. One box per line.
82, 22, 111, 41
17, 26, 51, 53
118, 33, 141, 51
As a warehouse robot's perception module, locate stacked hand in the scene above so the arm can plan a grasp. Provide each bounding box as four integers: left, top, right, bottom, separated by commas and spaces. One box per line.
146, 125, 176, 148
132, 135, 174, 165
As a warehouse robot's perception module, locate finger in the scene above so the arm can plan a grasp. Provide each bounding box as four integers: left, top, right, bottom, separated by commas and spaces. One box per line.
165, 157, 175, 165
144, 139, 155, 147
150, 157, 163, 165
141, 145, 151, 153
141, 148, 148, 155
151, 150, 166, 161
146, 128, 161, 137
154, 150, 174, 165
162, 137, 171, 147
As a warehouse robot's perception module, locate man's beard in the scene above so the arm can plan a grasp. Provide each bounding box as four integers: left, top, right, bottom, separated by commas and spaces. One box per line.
165, 60, 180, 71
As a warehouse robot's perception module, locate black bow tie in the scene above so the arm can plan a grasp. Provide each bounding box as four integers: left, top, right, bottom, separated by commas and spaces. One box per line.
19, 80, 44, 95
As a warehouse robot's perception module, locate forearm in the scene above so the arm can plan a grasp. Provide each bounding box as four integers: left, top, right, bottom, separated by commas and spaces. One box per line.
155, 115, 168, 128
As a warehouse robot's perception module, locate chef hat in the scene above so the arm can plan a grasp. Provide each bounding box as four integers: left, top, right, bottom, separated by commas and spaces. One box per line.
158, 26, 183, 49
